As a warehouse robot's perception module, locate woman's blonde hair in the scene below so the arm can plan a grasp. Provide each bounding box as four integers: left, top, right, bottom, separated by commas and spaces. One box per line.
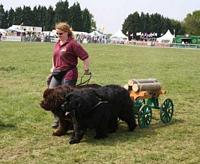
55, 22, 73, 37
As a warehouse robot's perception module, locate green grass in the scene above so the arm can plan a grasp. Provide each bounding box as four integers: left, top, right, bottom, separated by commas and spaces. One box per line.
0, 42, 200, 163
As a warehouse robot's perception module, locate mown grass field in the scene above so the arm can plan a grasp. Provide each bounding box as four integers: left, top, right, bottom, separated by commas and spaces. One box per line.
0, 42, 200, 163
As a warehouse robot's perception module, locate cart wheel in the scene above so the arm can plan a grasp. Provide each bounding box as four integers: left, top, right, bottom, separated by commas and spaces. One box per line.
160, 98, 174, 123
138, 104, 152, 128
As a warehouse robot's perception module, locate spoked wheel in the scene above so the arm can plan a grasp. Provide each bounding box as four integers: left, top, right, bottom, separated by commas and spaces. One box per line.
138, 104, 152, 128
160, 98, 174, 123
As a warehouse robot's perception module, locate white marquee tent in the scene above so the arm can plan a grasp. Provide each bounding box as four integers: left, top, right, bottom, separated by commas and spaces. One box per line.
89, 31, 104, 37
157, 29, 175, 43
110, 30, 128, 39
7, 25, 42, 33
0, 29, 7, 35
7, 25, 24, 33
110, 30, 128, 43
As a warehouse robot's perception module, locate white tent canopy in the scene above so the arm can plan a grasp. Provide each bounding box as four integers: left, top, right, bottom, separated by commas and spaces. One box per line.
110, 30, 128, 43
157, 29, 175, 43
110, 30, 128, 40
0, 29, 7, 35
89, 31, 104, 37
73, 31, 89, 36
7, 25, 24, 33
7, 25, 42, 33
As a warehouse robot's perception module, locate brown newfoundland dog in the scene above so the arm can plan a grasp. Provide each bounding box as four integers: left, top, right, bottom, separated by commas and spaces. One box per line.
40, 84, 101, 136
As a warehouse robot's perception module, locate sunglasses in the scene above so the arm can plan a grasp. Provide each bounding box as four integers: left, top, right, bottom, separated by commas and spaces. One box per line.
56, 32, 64, 36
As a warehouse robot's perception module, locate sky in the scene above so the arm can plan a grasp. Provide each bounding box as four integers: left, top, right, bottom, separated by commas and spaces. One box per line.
1, 0, 200, 33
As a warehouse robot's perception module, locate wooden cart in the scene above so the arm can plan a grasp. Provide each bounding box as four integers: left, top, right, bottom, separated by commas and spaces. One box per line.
127, 79, 174, 128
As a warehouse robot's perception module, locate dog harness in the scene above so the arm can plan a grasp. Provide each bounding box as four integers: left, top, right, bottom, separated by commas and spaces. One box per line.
92, 96, 109, 110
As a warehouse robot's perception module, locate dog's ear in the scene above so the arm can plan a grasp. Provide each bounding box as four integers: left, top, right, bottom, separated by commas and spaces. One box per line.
43, 88, 54, 98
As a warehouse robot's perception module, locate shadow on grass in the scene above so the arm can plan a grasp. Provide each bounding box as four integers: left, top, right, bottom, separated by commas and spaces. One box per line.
150, 117, 185, 129
76, 122, 155, 146
49, 117, 185, 145
0, 121, 17, 131
79, 117, 185, 145
80, 128, 150, 146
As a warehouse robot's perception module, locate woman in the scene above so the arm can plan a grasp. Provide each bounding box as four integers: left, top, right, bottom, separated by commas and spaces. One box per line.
48, 22, 90, 128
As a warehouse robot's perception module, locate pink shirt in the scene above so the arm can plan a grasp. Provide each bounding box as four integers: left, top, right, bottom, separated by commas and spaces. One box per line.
53, 37, 89, 80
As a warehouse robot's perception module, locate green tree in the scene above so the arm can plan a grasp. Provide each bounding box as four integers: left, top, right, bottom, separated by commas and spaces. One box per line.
37, 6, 47, 30
45, 6, 55, 30
170, 19, 184, 35
3, 10, 9, 28
82, 8, 91, 32
122, 12, 140, 39
1, 1, 95, 32
69, 2, 83, 31
122, 14, 132, 38
149, 13, 163, 35
55, 0, 69, 23
140, 12, 150, 33
14, 7, 23, 25
32, 6, 39, 26
7, 8, 15, 27
91, 16, 96, 31
161, 18, 170, 35
122, 11, 185, 39
0, 4, 5, 28
22, 6, 34, 26
184, 10, 200, 35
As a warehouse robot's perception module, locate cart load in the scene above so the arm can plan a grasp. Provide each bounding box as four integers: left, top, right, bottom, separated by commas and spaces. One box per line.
125, 78, 174, 128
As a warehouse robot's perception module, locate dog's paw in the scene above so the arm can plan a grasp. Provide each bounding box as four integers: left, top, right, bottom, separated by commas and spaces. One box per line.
128, 123, 137, 131
69, 138, 80, 144
52, 130, 66, 136
69, 131, 84, 144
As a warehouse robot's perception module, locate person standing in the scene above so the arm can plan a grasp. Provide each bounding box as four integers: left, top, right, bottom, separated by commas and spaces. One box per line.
0, 32, 2, 41
48, 22, 90, 128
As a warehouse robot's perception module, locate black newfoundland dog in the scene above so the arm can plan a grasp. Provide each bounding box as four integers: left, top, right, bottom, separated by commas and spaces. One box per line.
62, 84, 137, 144
40, 84, 100, 136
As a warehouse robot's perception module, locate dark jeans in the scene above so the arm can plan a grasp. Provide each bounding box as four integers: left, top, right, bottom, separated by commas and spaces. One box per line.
48, 76, 77, 89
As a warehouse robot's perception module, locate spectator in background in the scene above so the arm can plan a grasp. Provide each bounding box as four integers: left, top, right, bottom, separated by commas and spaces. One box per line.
0, 32, 2, 41
47, 22, 91, 128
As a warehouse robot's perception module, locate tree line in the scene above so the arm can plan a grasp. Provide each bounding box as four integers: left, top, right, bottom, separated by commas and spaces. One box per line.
122, 11, 200, 39
0, 0, 200, 37
0, 0, 96, 32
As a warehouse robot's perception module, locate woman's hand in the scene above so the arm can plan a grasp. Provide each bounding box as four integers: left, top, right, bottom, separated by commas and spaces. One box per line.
84, 69, 91, 75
